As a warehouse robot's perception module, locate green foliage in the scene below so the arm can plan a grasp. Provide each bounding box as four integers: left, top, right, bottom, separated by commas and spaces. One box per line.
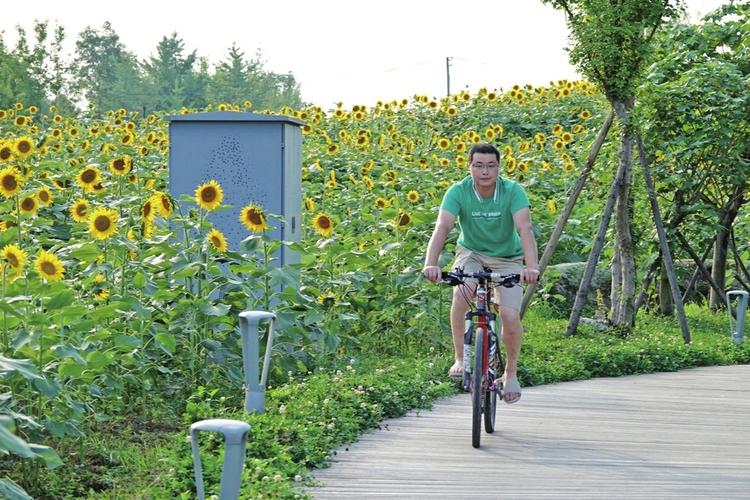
542, 0, 684, 101
13, 305, 749, 498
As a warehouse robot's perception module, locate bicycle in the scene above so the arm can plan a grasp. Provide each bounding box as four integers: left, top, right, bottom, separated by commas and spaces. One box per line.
440, 268, 521, 448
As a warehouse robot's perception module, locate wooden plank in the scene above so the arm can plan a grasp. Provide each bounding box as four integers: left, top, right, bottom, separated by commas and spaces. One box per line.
310, 365, 750, 499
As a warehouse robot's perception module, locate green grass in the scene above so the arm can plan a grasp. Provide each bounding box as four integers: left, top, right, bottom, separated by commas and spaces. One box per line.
7, 305, 749, 499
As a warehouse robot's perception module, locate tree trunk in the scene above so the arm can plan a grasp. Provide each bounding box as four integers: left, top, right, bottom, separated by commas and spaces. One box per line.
710, 230, 730, 310
658, 257, 673, 315
709, 187, 744, 309
520, 111, 614, 318
566, 121, 630, 336
611, 101, 636, 328
610, 239, 622, 321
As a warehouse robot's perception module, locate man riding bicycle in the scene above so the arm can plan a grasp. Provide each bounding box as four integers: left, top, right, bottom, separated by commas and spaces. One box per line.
422, 143, 539, 404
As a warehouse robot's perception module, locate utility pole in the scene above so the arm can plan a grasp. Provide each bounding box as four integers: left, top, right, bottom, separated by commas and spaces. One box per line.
446, 57, 452, 97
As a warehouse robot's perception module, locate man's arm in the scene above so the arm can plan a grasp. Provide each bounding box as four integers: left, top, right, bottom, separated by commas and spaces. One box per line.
512, 207, 540, 284
422, 209, 456, 282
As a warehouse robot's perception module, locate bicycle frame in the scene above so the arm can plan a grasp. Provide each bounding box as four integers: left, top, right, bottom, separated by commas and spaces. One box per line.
461, 276, 499, 392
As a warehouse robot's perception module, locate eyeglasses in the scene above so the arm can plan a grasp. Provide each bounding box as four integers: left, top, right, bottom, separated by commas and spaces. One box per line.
470, 163, 499, 172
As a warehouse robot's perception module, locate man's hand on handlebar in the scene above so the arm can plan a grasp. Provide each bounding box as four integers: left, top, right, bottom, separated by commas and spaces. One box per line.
422, 265, 442, 283
521, 266, 540, 284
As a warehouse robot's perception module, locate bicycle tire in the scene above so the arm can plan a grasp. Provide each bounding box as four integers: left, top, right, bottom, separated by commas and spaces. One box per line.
472, 327, 485, 448
484, 331, 499, 433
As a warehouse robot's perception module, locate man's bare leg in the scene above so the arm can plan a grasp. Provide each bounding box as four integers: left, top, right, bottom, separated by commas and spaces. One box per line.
500, 306, 523, 402
449, 287, 471, 376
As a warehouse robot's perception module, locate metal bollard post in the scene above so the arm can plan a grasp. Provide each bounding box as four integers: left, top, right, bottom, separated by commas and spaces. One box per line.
727, 290, 748, 344
191, 418, 251, 500
238, 311, 276, 413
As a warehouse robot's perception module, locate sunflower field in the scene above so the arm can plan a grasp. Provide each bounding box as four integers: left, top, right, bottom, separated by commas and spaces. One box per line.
0, 81, 657, 495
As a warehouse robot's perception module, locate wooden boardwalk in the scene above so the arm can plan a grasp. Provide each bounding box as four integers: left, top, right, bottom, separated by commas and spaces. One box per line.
310, 365, 750, 499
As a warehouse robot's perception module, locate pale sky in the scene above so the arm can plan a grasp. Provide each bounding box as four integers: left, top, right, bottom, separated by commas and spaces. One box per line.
2, 0, 729, 109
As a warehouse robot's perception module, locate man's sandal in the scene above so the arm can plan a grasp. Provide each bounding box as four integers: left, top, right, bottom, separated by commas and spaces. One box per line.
502, 376, 522, 404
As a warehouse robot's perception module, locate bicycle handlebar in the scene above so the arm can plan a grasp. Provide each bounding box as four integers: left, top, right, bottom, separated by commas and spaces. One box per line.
440, 270, 521, 288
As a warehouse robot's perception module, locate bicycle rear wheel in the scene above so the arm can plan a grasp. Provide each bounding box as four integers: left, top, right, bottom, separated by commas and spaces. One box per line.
484, 331, 500, 433
472, 327, 485, 448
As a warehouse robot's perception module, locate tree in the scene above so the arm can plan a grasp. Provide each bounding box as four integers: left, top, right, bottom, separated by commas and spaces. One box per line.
70, 22, 146, 112
0, 37, 46, 108
142, 33, 207, 110
541, 0, 688, 339
9, 20, 73, 111
639, 2, 750, 309
209, 45, 304, 110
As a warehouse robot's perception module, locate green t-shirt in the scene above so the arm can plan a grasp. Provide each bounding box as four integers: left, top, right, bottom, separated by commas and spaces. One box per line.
440, 176, 530, 258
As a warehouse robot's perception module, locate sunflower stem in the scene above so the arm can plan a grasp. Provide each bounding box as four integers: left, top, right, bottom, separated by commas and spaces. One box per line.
15, 194, 21, 247
1, 267, 6, 353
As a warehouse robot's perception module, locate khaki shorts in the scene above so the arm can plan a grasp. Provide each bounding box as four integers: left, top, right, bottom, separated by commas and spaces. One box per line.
453, 244, 524, 310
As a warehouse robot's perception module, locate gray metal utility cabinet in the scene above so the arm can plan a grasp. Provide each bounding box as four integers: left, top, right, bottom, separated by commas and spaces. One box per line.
166, 111, 303, 265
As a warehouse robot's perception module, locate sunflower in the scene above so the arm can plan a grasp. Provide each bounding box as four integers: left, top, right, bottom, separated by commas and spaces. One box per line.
312, 212, 333, 237
207, 228, 228, 253
19, 195, 37, 215
437, 137, 451, 150
304, 197, 316, 212
94, 289, 110, 301
562, 132, 573, 144
317, 292, 336, 307
406, 190, 420, 203
375, 197, 390, 209
88, 207, 119, 240
14, 136, 34, 160
109, 156, 132, 176
194, 180, 223, 211
1, 244, 27, 274
154, 192, 173, 218
35, 186, 53, 207
35, 250, 65, 282
14, 116, 27, 127
76, 165, 102, 191
362, 176, 374, 190
580, 110, 591, 120
395, 211, 411, 230
141, 198, 154, 221
552, 124, 563, 136
0, 167, 22, 197
0, 143, 13, 162
547, 199, 557, 214
239, 204, 270, 233
553, 139, 565, 150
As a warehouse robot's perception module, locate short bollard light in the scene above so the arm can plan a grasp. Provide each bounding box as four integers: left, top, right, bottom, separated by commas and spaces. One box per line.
239, 310, 276, 413
727, 290, 748, 345
190, 418, 251, 500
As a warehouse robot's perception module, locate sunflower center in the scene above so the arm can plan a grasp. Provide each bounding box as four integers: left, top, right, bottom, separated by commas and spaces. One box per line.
39, 191, 49, 202
17, 141, 31, 154
161, 197, 171, 212
0, 148, 11, 160
94, 215, 111, 232
317, 216, 331, 229
113, 159, 125, 170
76, 205, 87, 217
21, 198, 34, 211
81, 170, 96, 183
6, 253, 18, 267
211, 235, 221, 247
2, 175, 17, 190
398, 214, 410, 226
143, 202, 152, 217
201, 187, 216, 202
41, 261, 56, 275
246, 209, 263, 225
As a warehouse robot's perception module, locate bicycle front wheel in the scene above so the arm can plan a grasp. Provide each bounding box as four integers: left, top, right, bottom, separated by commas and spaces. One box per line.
484, 332, 499, 433
472, 327, 485, 448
